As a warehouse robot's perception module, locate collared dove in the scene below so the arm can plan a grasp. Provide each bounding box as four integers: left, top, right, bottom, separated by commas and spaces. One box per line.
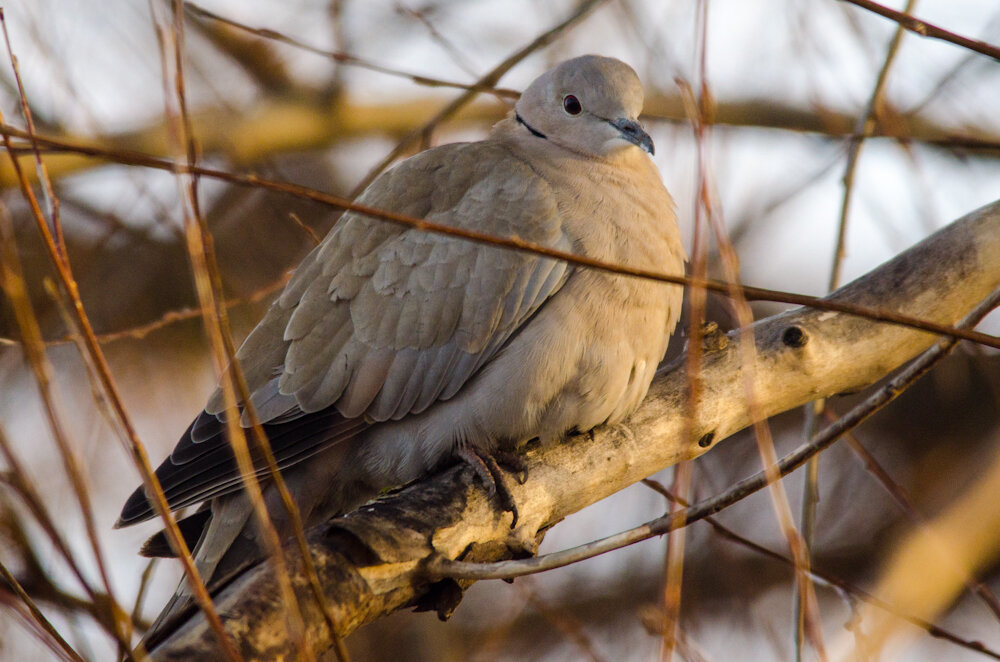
118, 54, 685, 643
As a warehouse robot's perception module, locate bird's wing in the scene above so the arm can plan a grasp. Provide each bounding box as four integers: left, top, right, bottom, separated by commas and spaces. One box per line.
118, 141, 573, 526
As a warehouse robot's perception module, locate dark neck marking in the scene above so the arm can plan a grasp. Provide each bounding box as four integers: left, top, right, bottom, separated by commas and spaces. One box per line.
515, 112, 547, 140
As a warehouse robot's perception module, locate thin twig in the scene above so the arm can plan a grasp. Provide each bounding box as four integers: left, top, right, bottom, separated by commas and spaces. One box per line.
396, 3, 479, 79
161, 3, 350, 656
681, 28, 829, 653
831, 0, 916, 292
839, 0, 1000, 62
287, 212, 322, 246
183, 2, 518, 99
0, 274, 288, 348
0, 561, 86, 662
0, 500, 144, 630
519, 580, 604, 662
660, 8, 713, 655
796, 400, 823, 659
0, 12, 65, 259
0, 423, 126, 643
0, 600, 81, 662
131, 559, 159, 633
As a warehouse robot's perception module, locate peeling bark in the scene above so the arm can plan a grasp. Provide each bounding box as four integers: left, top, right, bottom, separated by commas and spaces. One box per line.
149, 200, 1000, 661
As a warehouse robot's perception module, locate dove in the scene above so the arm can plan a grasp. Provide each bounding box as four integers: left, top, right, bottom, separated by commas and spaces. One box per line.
117, 54, 686, 644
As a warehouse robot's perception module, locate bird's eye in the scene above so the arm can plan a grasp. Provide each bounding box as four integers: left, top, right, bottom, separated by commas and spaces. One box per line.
562, 95, 582, 115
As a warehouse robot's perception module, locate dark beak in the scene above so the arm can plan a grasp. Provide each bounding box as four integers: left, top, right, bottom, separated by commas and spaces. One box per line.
610, 117, 654, 155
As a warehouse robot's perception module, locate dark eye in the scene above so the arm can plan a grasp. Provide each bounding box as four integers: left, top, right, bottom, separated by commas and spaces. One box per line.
562, 95, 582, 115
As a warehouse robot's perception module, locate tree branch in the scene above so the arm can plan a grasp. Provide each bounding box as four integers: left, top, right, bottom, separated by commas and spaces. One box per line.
839, 0, 1000, 63
148, 200, 1000, 660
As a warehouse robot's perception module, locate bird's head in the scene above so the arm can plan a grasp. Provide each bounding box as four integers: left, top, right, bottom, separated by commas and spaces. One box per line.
514, 54, 654, 158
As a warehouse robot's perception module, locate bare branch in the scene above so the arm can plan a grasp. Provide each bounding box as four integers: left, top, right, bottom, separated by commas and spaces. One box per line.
839, 0, 1000, 62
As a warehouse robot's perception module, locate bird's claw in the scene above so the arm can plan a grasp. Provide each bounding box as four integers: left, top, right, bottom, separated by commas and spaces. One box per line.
491, 449, 528, 484
456, 447, 523, 528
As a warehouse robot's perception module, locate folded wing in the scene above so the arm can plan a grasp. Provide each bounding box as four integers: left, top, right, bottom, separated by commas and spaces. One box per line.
118, 142, 572, 526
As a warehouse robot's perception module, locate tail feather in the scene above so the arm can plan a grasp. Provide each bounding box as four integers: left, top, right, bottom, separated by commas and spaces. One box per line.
139, 496, 254, 651
139, 508, 212, 558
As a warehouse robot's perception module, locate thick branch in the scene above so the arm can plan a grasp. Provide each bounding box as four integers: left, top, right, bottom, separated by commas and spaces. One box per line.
149, 200, 1000, 660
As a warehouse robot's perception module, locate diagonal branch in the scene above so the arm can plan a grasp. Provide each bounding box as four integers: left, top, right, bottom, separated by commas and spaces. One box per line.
148, 200, 1000, 660
839, 0, 1000, 62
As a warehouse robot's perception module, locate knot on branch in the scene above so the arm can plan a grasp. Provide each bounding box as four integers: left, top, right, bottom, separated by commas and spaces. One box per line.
781, 325, 808, 348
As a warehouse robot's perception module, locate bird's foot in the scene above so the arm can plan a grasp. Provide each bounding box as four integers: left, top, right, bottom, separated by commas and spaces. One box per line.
491, 449, 528, 484
456, 446, 523, 528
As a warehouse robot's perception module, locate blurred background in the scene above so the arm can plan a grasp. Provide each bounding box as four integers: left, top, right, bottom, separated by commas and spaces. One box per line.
1, 0, 1000, 660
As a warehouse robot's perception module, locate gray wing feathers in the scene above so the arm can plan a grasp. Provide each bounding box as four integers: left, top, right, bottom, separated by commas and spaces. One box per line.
209, 143, 571, 428
204, 301, 292, 418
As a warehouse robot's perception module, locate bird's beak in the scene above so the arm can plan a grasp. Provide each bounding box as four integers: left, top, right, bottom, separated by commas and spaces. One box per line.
610, 117, 655, 155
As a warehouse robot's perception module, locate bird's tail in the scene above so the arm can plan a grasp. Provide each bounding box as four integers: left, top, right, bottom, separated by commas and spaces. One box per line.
134, 441, 367, 655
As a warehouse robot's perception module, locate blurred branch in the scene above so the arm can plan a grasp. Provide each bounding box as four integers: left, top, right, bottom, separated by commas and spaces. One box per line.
3, 93, 999, 190
643, 96, 1000, 151
0, 96, 504, 186
0, 507, 149, 637
148, 201, 1000, 660
0, 556, 85, 662
185, 6, 295, 93
838, 418, 1000, 623
798, 3, 915, 654
640, 478, 1000, 660
829, 412, 1000, 658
